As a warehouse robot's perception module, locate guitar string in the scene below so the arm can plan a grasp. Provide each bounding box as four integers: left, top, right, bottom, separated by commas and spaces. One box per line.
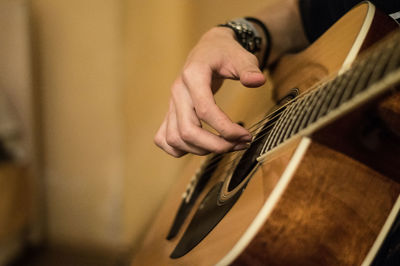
196, 104, 309, 180
186, 38, 400, 213
230, 74, 333, 135
258, 26, 400, 139
196, 58, 397, 179
192, 121, 277, 180
197, 99, 306, 178
203, 43, 356, 144
227, 49, 363, 138
193, 86, 323, 174
190, 93, 305, 177
193, 82, 336, 178
191, 32, 400, 180
206, 33, 400, 171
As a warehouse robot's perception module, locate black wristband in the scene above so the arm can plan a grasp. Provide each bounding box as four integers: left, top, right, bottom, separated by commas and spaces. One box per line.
245, 17, 272, 70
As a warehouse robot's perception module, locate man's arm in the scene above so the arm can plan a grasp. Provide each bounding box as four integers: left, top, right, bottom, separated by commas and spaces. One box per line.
154, 0, 308, 157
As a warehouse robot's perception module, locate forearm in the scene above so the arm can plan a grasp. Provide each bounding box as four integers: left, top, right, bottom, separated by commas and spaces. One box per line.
250, 0, 309, 66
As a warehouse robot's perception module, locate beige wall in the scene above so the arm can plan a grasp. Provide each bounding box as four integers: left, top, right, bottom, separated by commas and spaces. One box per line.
121, 0, 193, 249
30, 0, 125, 250
29, 0, 272, 254
0, 0, 38, 262
30, 0, 193, 251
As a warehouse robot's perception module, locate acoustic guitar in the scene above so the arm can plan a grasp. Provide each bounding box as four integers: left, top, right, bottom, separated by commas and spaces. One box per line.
132, 2, 400, 265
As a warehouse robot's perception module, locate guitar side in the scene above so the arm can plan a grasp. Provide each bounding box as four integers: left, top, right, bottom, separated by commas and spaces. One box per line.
224, 137, 400, 265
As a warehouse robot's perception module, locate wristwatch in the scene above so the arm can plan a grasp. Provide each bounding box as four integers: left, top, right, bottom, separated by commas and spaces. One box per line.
218, 18, 262, 54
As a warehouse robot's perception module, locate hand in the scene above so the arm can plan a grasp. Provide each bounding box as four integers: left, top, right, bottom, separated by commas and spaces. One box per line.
154, 27, 266, 157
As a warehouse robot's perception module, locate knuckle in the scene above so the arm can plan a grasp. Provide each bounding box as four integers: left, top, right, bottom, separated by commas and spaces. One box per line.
153, 130, 166, 147
195, 104, 210, 120
182, 64, 196, 81
153, 135, 162, 147
180, 126, 195, 142
166, 134, 181, 147
182, 62, 205, 82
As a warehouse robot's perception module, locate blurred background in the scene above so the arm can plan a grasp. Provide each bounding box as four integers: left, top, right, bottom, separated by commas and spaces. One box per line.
0, 0, 270, 265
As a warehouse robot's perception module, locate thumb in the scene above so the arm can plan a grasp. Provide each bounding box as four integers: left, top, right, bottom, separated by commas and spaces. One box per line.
235, 57, 266, 88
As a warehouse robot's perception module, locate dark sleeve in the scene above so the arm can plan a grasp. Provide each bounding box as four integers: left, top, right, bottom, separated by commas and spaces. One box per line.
299, 0, 400, 42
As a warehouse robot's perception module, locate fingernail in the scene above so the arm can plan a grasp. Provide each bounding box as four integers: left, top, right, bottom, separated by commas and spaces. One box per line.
233, 143, 250, 151
239, 135, 252, 142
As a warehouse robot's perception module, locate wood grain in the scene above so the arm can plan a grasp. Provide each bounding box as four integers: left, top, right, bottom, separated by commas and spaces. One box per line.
271, 4, 370, 100
312, 88, 400, 182
233, 141, 400, 266
271, 2, 398, 102
131, 137, 300, 266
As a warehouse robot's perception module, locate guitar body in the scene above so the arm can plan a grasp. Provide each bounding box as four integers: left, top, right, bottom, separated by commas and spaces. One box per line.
132, 3, 400, 265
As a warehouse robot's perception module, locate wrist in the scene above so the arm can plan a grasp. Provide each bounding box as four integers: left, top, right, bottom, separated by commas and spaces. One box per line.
216, 18, 272, 70
204, 26, 236, 40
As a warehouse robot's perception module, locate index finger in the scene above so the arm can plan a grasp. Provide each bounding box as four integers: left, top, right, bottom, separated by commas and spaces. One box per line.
181, 63, 252, 142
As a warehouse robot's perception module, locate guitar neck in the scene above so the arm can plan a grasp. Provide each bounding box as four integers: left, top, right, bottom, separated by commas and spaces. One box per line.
259, 31, 400, 158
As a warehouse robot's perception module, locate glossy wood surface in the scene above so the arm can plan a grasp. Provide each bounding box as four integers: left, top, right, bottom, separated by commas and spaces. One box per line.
312, 84, 400, 181
271, 4, 369, 100
233, 141, 400, 266
131, 138, 300, 265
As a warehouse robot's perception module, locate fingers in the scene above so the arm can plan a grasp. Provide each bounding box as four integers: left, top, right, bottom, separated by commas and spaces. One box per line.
154, 102, 209, 158
155, 77, 251, 157
171, 79, 243, 154
181, 64, 252, 142
154, 27, 266, 157
166, 101, 210, 156
154, 114, 187, 158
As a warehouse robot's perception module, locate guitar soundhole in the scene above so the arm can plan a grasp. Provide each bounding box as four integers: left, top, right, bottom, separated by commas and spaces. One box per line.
228, 107, 285, 191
